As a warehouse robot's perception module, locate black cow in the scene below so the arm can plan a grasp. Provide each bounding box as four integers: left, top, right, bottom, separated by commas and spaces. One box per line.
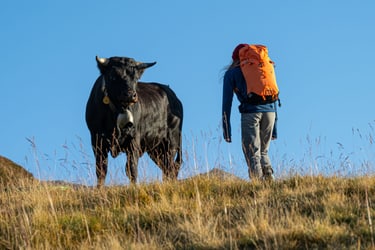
85, 56, 183, 187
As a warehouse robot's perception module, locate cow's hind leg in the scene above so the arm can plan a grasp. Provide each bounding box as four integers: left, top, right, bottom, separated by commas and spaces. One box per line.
168, 145, 182, 180
149, 144, 180, 181
163, 129, 183, 181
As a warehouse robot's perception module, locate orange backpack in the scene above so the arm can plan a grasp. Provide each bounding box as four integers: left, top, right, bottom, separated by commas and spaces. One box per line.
239, 44, 279, 103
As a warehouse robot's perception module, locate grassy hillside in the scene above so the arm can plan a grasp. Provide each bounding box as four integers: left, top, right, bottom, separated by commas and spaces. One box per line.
0, 158, 374, 249
0, 156, 35, 187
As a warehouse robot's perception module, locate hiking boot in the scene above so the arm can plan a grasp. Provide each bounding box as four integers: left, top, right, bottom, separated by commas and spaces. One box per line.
262, 172, 275, 182
262, 167, 274, 182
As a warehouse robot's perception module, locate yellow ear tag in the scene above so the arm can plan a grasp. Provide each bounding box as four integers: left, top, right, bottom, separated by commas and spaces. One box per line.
103, 96, 110, 104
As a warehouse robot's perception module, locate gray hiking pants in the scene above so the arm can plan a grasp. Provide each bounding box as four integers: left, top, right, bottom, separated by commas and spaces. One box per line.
241, 112, 275, 180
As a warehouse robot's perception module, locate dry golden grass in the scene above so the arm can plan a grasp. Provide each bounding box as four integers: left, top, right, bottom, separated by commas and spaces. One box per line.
1, 165, 374, 250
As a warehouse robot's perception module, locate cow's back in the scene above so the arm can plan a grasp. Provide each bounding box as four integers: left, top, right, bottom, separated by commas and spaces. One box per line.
132, 82, 183, 150
138, 82, 183, 121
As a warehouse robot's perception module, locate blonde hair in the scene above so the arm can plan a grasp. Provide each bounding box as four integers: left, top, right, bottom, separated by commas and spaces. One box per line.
222, 59, 240, 75
227, 59, 240, 70
220, 60, 240, 81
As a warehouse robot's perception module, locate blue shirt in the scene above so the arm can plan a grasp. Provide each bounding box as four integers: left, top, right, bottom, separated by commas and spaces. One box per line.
222, 66, 277, 140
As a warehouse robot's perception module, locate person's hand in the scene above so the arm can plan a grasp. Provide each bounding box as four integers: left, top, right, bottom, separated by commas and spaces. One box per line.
225, 137, 232, 143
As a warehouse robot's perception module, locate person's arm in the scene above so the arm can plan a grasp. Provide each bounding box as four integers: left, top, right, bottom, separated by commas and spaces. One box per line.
272, 112, 278, 140
272, 102, 278, 140
222, 71, 234, 142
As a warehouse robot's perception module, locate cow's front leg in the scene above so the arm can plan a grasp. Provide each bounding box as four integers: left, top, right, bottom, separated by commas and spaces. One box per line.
125, 152, 140, 183
96, 153, 108, 187
125, 142, 141, 183
92, 134, 109, 187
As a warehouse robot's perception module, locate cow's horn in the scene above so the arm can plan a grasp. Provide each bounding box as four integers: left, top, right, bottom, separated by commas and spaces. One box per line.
137, 61, 157, 69
96, 56, 108, 64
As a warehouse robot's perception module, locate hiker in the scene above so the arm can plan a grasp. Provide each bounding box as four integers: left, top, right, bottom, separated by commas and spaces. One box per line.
222, 43, 279, 181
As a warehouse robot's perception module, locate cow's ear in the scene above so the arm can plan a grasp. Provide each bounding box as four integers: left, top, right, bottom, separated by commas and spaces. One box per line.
96, 56, 109, 74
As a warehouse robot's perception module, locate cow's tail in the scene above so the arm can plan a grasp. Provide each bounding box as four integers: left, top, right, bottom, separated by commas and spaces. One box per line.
174, 130, 182, 169
175, 146, 182, 166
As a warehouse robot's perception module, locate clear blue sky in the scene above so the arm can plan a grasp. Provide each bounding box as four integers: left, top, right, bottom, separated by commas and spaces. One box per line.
1, 1, 375, 185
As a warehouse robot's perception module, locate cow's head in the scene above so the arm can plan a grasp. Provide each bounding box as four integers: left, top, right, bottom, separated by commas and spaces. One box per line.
96, 56, 156, 110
